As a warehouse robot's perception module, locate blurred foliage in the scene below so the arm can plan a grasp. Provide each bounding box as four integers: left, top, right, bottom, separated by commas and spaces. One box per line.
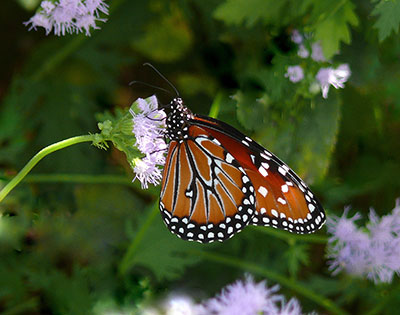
1, 0, 400, 314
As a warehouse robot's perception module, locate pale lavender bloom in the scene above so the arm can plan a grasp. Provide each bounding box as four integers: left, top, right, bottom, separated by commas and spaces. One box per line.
200, 275, 305, 315
163, 294, 201, 315
327, 200, 400, 284
311, 42, 326, 62
291, 29, 303, 44
24, 0, 108, 36
130, 96, 167, 189
316, 64, 351, 98
133, 156, 163, 189
285, 65, 304, 83
297, 44, 309, 58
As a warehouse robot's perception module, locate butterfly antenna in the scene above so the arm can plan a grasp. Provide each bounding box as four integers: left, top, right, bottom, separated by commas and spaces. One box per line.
143, 62, 180, 97
129, 80, 173, 96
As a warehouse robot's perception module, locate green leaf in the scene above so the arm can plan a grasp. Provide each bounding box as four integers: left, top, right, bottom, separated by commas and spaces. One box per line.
284, 243, 310, 277
123, 205, 208, 281
372, 0, 400, 41
132, 5, 193, 62
213, 0, 289, 27
312, 1, 359, 59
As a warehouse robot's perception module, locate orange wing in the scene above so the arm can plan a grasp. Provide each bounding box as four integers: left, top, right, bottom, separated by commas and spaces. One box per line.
198, 125, 326, 234
159, 126, 256, 243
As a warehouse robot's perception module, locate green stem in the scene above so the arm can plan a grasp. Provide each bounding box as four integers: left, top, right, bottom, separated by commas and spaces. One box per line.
0, 135, 95, 203
251, 226, 328, 244
118, 203, 159, 275
188, 250, 347, 315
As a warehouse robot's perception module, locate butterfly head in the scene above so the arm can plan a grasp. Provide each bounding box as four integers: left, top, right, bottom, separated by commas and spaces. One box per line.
165, 98, 193, 141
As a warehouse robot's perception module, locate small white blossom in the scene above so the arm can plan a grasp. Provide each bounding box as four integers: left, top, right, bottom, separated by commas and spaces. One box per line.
24, 0, 109, 36
311, 42, 326, 62
327, 200, 400, 284
130, 96, 167, 189
316, 64, 351, 98
291, 29, 303, 44
297, 44, 309, 58
285, 65, 304, 83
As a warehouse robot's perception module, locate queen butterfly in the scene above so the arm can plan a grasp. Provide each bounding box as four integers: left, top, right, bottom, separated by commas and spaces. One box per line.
158, 97, 325, 243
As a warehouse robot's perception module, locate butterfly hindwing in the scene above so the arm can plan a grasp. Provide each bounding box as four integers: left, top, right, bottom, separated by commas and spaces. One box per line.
160, 125, 256, 243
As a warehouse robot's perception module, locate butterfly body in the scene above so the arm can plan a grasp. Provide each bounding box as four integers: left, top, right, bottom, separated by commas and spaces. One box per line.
160, 98, 325, 243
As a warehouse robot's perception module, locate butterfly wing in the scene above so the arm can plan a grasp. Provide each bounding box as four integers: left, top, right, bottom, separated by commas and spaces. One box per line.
160, 125, 256, 243
191, 115, 326, 234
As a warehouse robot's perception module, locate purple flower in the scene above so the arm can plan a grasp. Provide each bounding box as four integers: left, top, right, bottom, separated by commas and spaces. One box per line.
285, 65, 304, 83
311, 42, 326, 62
316, 64, 351, 98
297, 44, 309, 58
291, 29, 303, 44
130, 96, 167, 189
200, 275, 304, 315
163, 294, 202, 315
24, 0, 109, 36
327, 200, 400, 284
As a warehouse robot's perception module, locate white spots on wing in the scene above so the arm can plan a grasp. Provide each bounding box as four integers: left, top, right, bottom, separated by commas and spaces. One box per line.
308, 204, 315, 212
258, 186, 268, 197
271, 209, 278, 217
260, 153, 271, 160
185, 190, 193, 198
260, 207, 266, 214
278, 166, 287, 176
242, 176, 250, 183
245, 136, 252, 142
277, 197, 286, 205
261, 162, 269, 169
250, 155, 256, 163
242, 139, 250, 146
212, 138, 221, 145
281, 184, 288, 193
225, 153, 234, 163
258, 166, 268, 177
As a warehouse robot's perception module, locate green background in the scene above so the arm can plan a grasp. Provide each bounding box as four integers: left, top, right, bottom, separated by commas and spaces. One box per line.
1, 0, 400, 314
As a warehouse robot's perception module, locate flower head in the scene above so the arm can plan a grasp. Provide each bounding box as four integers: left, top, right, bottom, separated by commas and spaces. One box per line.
24, 0, 109, 36
200, 275, 304, 315
297, 44, 309, 58
311, 42, 326, 62
285, 65, 304, 83
291, 29, 303, 44
327, 200, 400, 284
316, 64, 351, 98
130, 96, 167, 189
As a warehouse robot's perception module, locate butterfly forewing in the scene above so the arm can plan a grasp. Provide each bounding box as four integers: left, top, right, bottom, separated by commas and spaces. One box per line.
160, 125, 256, 243
191, 116, 326, 234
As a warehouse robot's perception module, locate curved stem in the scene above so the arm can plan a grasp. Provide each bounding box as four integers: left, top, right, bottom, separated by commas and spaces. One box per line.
188, 250, 347, 315
0, 135, 95, 203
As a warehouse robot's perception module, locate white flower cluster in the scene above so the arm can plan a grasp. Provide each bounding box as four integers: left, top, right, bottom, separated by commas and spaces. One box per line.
130, 96, 167, 189
285, 30, 351, 99
24, 0, 109, 36
327, 200, 400, 284
142, 275, 307, 315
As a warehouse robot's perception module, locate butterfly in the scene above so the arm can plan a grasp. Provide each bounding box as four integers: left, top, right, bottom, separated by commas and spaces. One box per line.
159, 97, 326, 243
